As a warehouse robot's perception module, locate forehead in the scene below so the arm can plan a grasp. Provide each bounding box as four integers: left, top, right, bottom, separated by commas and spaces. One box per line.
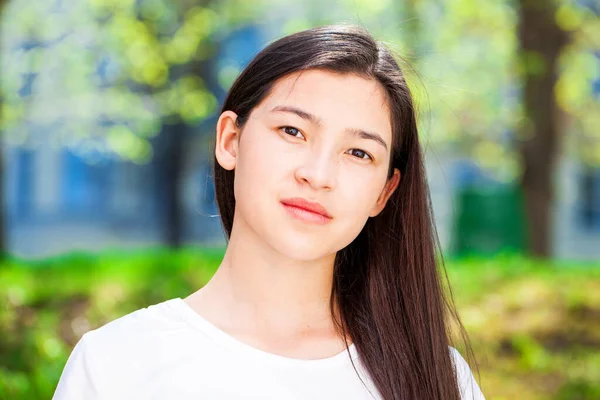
255, 69, 392, 142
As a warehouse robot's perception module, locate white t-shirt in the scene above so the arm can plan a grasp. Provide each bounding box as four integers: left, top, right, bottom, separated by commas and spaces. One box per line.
53, 298, 484, 400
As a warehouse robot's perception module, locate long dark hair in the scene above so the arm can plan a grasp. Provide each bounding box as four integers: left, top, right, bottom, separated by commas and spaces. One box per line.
212, 24, 473, 400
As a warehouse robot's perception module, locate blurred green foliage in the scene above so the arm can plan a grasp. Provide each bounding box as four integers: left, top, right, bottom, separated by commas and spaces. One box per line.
447, 255, 600, 399
0, 250, 599, 399
0, 248, 223, 399
0, 0, 260, 162
2, 0, 598, 171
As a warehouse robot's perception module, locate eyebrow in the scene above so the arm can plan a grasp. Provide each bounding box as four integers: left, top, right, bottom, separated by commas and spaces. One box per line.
270, 105, 389, 151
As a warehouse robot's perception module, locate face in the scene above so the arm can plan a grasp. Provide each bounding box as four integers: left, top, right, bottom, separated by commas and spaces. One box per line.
215, 69, 400, 261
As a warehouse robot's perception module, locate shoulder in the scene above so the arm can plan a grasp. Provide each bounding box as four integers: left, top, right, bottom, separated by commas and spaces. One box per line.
73, 298, 199, 367
449, 347, 486, 400
84, 298, 183, 346
53, 299, 189, 399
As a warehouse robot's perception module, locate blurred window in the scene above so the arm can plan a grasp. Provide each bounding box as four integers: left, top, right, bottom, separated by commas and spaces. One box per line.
15, 149, 34, 219
60, 150, 111, 218
579, 167, 600, 232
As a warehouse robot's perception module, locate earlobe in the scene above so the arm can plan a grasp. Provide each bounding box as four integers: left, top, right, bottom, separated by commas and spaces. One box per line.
215, 110, 240, 171
369, 168, 401, 217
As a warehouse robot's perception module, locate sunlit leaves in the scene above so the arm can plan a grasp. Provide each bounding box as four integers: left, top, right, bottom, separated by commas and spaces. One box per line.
108, 15, 169, 86
210, 0, 267, 27
1, 103, 25, 137
414, 0, 520, 179
555, 2, 586, 31
0, 0, 230, 163
163, 7, 218, 64
155, 76, 217, 123
556, 49, 597, 114
554, 5, 600, 167
88, 0, 137, 17
107, 125, 153, 163
339, 0, 392, 16
216, 64, 240, 91
281, 18, 313, 36
1, 0, 598, 167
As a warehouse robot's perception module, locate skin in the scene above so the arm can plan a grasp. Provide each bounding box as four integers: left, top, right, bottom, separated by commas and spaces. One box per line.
185, 69, 401, 360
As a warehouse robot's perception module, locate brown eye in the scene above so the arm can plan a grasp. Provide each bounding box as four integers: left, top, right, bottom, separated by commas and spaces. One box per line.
348, 149, 372, 160
281, 126, 304, 139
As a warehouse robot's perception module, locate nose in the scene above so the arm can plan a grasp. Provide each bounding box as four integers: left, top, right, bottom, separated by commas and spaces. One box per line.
294, 149, 337, 191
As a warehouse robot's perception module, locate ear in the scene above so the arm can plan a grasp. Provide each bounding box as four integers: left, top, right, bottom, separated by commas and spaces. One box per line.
215, 110, 240, 171
369, 168, 401, 217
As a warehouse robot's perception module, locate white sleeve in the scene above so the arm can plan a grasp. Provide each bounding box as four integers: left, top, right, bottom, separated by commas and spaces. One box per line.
53, 333, 102, 400
450, 347, 485, 400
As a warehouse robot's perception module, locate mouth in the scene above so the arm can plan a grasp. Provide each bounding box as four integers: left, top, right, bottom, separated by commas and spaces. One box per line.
280, 198, 332, 225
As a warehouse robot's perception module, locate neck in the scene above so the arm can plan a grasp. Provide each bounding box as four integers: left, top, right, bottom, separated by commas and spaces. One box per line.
196, 214, 340, 336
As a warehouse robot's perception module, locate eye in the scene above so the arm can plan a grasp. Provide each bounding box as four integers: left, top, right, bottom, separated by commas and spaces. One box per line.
280, 126, 305, 139
347, 149, 373, 161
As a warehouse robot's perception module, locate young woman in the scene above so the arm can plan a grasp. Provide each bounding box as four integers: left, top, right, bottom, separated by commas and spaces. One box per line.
54, 25, 484, 400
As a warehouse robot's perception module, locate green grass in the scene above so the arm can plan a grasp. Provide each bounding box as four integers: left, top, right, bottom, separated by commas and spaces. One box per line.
445, 255, 600, 399
0, 249, 598, 399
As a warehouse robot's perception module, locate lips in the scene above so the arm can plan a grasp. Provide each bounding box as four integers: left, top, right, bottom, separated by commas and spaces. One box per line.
280, 197, 332, 219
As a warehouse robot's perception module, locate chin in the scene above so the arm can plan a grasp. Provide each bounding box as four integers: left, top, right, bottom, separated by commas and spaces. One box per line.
269, 223, 362, 263
271, 233, 335, 262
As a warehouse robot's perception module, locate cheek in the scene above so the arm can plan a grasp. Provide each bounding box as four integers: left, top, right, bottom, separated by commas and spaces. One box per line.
329, 176, 385, 245
233, 127, 286, 206
338, 173, 385, 215
239, 131, 297, 189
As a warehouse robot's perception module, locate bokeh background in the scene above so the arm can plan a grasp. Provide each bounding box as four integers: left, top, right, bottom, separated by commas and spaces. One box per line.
1, 0, 599, 399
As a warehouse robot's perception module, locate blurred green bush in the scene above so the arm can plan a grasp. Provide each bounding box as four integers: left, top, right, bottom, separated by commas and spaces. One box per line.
0, 249, 598, 399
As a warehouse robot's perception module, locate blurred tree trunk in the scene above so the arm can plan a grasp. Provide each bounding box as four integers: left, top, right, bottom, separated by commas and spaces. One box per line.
158, 52, 214, 248
161, 121, 185, 248
142, 0, 215, 248
517, 0, 569, 258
